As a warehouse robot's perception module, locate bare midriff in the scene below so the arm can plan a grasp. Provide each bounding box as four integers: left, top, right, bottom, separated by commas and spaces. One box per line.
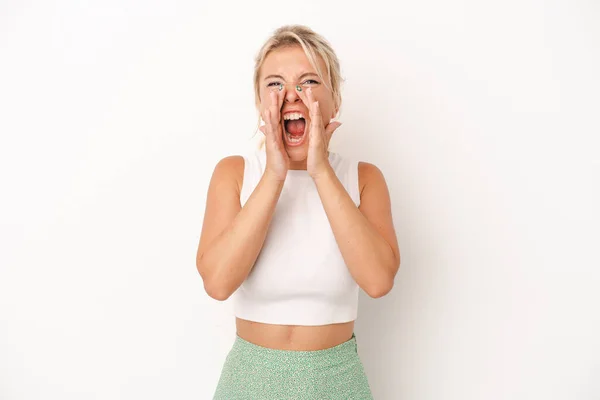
235, 317, 355, 351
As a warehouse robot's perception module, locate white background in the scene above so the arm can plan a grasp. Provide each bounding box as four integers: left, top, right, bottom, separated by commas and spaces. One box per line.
1, 1, 599, 399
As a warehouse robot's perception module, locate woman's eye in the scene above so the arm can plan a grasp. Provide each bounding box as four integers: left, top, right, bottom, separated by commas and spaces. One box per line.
303, 79, 319, 85
267, 82, 281, 87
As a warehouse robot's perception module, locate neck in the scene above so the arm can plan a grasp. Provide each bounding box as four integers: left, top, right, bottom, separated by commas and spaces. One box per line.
288, 151, 330, 170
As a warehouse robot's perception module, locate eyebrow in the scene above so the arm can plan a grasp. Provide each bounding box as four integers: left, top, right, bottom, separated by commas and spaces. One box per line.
263, 72, 320, 81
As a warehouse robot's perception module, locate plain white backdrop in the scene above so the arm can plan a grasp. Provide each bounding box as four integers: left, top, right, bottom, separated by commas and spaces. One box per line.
1, 1, 599, 399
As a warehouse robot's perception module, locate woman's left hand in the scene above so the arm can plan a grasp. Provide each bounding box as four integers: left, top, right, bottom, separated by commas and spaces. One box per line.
303, 87, 342, 179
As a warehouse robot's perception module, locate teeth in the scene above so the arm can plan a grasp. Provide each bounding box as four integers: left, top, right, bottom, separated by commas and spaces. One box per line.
283, 112, 304, 121
285, 131, 304, 143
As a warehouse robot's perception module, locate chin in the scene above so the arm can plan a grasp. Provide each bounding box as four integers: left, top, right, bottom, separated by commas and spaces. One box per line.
286, 147, 308, 160
285, 145, 309, 164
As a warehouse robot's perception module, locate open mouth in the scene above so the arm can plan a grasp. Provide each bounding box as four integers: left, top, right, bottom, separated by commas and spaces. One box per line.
283, 112, 308, 146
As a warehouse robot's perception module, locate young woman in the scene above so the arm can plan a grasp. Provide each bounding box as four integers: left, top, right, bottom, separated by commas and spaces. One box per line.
196, 24, 400, 399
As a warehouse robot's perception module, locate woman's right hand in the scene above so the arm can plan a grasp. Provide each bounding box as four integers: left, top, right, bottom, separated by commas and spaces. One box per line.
259, 90, 289, 182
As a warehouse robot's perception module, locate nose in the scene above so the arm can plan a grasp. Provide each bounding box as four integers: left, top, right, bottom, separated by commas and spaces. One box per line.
283, 84, 302, 104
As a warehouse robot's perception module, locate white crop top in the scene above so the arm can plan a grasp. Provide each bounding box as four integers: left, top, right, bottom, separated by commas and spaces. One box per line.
231, 147, 362, 326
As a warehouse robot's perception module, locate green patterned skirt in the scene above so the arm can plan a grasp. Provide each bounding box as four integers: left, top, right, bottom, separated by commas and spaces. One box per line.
213, 332, 373, 399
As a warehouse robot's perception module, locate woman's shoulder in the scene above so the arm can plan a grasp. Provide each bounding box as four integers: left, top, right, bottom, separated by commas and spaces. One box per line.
212, 155, 245, 194
215, 154, 245, 168
357, 161, 386, 198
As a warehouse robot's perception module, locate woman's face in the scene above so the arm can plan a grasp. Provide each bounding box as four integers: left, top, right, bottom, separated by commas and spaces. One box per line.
258, 45, 337, 165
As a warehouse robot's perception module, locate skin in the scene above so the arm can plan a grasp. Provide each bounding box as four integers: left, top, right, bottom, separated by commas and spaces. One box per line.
257, 45, 340, 175
196, 45, 400, 350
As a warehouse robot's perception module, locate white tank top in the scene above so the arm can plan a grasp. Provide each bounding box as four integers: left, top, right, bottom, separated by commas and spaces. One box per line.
231, 147, 361, 326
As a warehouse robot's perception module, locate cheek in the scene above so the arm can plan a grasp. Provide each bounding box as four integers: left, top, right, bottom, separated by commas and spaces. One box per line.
311, 91, 335, 119
318, 103, 335, 121
259, 90, 268, 110
259, 89, 283, 112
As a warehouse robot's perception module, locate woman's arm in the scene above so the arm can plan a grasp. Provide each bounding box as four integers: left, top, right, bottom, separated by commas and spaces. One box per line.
313, 161, 400, 298
196, 156, 284, 301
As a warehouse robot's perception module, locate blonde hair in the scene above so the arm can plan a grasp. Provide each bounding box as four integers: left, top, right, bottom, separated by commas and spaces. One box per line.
252, 25, 344, 146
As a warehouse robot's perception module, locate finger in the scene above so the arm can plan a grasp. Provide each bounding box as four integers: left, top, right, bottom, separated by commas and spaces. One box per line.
324, 121, 341, 145
301, 88, 317, 120
268, 93, 281, 138
305, 86, 315, 104
271, 90, 286, 140
324, 121, 342, 136
276, 88, 284, 114
311, 99, 322, 126
263, 109, 274, 138
305, 87, 318, 116
264, 107, 285, 148
298, 88, 317, 131
297, 86, 313, 110
269, 90, 280, 124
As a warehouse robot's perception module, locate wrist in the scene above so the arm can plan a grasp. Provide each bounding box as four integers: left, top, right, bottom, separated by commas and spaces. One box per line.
263, 169, 287, 185
311, 164, 335, 183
